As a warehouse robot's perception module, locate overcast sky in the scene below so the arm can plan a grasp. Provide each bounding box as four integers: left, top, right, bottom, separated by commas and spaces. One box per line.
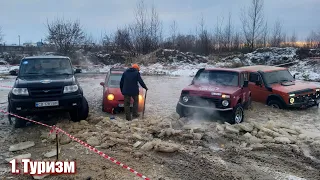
1, 0, 319, 44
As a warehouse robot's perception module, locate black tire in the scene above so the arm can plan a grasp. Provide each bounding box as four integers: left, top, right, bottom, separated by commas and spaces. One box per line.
267, 100, 284, 109
70, 96, 89, 122
244, 96, 252, 110
228, 104, 244, 124
14, 116, 27, 128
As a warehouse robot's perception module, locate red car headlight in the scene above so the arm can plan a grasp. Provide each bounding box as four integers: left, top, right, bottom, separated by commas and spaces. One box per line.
107, 94, 114, 101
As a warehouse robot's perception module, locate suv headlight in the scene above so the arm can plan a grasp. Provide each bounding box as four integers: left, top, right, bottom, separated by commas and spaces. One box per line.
12, 88, 29, 96
63, 85, 78, 93
182, 96, 189, 103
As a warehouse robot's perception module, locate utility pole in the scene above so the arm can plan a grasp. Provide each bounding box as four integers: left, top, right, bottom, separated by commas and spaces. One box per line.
18, 35, 20, 46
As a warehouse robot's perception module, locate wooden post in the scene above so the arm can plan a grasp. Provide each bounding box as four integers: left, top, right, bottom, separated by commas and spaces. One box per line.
56, 133, 59, 160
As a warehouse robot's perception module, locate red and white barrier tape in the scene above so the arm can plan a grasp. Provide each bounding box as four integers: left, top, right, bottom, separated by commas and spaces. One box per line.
0, 85, 13, 89
0, 110, 150, 180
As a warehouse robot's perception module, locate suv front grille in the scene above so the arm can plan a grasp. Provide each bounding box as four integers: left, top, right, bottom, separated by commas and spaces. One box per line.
183, 96, 228, 108
29, 87, 63, 97
295, 92, 318, 103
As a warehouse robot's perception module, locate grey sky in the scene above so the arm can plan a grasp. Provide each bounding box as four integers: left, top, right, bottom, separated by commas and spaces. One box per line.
1, 0, 319, 44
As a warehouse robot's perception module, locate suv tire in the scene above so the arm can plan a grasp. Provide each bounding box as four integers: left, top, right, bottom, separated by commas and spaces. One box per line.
8, 104, 26, 128
267, 100, 284, 109
14, 116, 27, 128
228, 104, 244, 124
70, 96, 89, 122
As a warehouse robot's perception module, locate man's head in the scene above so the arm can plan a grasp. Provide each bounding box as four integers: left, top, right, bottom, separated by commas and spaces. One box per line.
132, 64, 140, 71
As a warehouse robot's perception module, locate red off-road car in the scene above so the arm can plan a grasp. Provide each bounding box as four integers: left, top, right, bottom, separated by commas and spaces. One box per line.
176, 68, 251, 124
100, 67, 145, 114
237, 65, 320, 109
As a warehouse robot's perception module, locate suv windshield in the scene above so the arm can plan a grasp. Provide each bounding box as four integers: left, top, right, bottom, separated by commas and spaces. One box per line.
19, 58, 73, 76
193, 70, 239, 87
108, 73, 122, 87
263, 70, 294, 85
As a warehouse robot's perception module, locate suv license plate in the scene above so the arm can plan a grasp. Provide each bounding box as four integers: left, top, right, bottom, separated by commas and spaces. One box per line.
118, 104, 133, 107
35, 101, 59, 107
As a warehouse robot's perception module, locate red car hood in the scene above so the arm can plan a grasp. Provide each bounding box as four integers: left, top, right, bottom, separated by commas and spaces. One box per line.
183, 84, 241, 96
106, 87, 144, 100
271, 80, 319, 94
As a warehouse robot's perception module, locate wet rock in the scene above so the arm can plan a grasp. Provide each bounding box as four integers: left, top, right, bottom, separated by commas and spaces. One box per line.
97, 119, 112, 127
251, 129, 258, 136
250, 143, 265, 150
169, 112, 180, 120
274, 137, 291, 144
154, 141, 180, 153
256, 131, 266, 138
87, 137, 100, 146
122, 147, 132, 152
44, 148, 61, 158
282, 128, 299, 135
100, 141, 116, 149
133, 152, 144, 158
109, 137, 128, 145
193, 133, 203, 140
298, 134, 307, 140
311, 140, 320, 146
225, 126, 239, 134
216, 124, 225, 132
158, 129, 166, 138
247, 136, 262, 144
60, 135, 72, 145
238, 123, 254, 132
240, 142, 248, 148
9, 141, 35, 152
132, 133, 143, 140
290, 144, 301, 153
278, 129, 290, 136
182, 134, 194, 139
140, 141, 155, 151
264, 120, 277, 129
103, 131, 125, 139
243, 132, 253, 139
5, 153, 31, 163
80, 120, 89, 125
133, 141, 142, 148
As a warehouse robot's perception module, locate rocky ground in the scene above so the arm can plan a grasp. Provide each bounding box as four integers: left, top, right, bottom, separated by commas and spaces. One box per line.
0, 75, 320, 180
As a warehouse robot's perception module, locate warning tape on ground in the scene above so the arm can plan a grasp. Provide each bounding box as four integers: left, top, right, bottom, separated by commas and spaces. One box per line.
0, 85, 13, 89
0, 110, 150, 180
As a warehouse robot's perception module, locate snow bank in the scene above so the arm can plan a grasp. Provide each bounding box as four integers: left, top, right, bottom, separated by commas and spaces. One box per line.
289, 59, 320, 82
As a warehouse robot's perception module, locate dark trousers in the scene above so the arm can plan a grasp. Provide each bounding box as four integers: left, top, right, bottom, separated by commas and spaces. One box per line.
124, 95, 139, 120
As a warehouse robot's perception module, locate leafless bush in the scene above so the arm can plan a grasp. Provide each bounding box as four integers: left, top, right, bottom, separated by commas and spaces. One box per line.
0, 26, 3, 43
270, 20, 283, 47
240, 0, 265, 51
46, 18, 86, 55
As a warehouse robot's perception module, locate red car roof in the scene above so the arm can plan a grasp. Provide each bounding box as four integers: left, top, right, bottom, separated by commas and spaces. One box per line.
204, 67, 247, 73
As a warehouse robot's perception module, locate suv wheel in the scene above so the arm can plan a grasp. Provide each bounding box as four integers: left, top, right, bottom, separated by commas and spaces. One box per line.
229, 104, 244, 124
267, 100, 283, 109
8, 104, 26, 128
70, 96, 89, 122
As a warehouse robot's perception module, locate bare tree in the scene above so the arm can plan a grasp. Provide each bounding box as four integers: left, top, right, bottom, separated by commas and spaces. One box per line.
170, 20, 178, 49
114, 27, 134, 52
46, 18, 85, 55
0, 26, 3, 43
223, 12, 233, 50
290, 31, 297, 47
214, 16, 224, 51
240, 0, 265, 51
270, 20, 282, 47
261, 21, 269, 47
196, 15, 211, 55
149, 4, 162, 50
233, 32, 241, 50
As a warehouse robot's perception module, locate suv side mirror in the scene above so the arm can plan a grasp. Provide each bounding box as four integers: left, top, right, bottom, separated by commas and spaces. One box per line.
74, 68, 82, 74
100, 82, 105, 86
9, 70, 17, 76
243, 80, 249, 87
255, 76, 262, 86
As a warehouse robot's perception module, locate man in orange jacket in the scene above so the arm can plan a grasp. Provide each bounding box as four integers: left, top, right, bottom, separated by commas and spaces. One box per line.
120, 64, 148, 120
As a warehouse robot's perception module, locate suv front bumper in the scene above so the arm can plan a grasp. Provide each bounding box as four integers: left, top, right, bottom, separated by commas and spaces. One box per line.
287, 98, 320, 108
9, 94, 83, 115
176, 101, 233, 114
